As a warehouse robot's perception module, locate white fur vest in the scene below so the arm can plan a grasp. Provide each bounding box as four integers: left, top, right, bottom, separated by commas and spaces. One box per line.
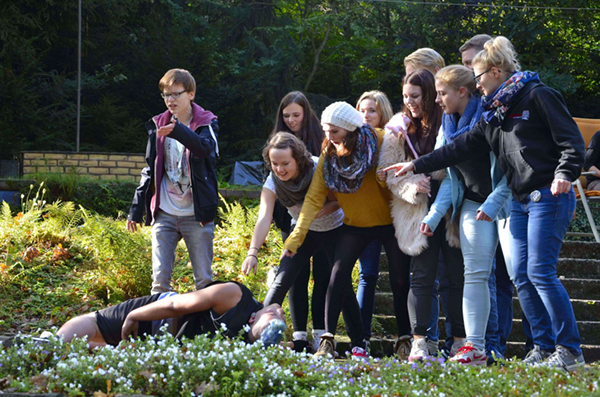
378, 131, 460, 256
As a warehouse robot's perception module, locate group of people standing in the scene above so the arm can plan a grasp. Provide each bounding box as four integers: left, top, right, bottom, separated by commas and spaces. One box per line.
77, 32, 586, 371
245, 34, 586, 371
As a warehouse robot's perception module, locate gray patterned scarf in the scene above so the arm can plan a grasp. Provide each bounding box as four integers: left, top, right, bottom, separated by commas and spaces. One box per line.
271, 163, 314, 208
323, 125, 378, 193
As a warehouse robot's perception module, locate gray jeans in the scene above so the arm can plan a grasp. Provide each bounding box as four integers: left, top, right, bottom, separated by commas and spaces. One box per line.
588, 179, 600, 191
151, 209, 214, 293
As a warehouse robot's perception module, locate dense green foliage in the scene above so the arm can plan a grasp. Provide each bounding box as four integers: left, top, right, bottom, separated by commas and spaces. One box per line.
20, 173, 138, 218
3, 1, 599, 172
0, 189, 283, 335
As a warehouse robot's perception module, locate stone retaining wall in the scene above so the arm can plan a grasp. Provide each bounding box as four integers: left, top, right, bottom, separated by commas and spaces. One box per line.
21, 152, 145, 181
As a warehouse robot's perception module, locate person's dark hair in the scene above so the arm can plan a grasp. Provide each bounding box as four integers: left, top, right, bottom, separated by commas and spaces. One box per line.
262, 132, 314, 178
402, 69, 441, 157
459, 34, 492, 54
272, 92, 324, 156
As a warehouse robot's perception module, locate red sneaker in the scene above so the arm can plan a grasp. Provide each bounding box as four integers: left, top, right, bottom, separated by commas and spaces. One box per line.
449, 344, 486, 366
351, 346, 369, 360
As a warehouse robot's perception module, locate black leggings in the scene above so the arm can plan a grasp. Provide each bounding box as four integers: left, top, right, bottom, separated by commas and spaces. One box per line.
326, 224, 411, 347
263, 228, 339, 331
408, 219, 465, 337
288, 249, 330, 330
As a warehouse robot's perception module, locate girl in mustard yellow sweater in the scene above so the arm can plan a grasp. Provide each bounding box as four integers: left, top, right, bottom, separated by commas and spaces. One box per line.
283, 101, 411, 359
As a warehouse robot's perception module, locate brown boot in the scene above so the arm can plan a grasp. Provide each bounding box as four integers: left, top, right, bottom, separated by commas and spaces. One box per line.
394, 334, 412, 361
312, 332, 336, 360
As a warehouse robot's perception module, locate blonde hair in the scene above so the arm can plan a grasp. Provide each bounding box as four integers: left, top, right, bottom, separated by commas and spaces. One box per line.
159, 68, 196, 93
404, 48, 446, 73
355, 90, 394, 128
435, 65, 478, 95
472, 36, 521, 73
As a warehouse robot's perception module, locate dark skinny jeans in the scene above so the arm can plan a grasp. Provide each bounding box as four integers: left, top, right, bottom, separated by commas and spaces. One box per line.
264, 227, 339, 332
288, 248, 330, 331
326, 224, 411, 348
408, 219, 465, 338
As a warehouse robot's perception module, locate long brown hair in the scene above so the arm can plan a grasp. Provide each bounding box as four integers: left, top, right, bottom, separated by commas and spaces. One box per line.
262, 132, 314, 178
402, 69, 441, 157
271, 91, 324, 156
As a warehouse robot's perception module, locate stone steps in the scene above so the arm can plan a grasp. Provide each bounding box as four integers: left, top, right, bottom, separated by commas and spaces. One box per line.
374, 293, 600, 322
361, 240, 600, 362
376, 273, 600, 300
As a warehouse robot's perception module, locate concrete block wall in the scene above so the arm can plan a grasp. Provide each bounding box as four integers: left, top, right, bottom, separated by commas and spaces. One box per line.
21, 152, 145, 182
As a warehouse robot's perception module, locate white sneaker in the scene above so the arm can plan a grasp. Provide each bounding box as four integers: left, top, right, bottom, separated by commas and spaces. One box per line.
409, 338, 429, 362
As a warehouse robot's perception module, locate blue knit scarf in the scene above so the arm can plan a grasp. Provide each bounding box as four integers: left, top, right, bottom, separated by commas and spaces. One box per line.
481, 71, 540, 127
442, 95, 484, 143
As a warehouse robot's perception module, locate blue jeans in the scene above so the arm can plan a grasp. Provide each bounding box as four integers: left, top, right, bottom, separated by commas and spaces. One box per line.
511, 187, 581, 356
498, 217, 533, 354
460, 199, 499, 351
485, 258, 501, 353
490, 244, 514, 356
357, 240, 382, 340
151, 209, 214, 293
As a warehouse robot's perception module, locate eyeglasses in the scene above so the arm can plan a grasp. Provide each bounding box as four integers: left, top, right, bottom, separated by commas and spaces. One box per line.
161, 90, 187, 100
473, 68, 501, 83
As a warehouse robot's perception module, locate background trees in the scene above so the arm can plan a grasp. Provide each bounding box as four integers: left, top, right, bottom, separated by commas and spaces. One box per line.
2, 0, 599, 176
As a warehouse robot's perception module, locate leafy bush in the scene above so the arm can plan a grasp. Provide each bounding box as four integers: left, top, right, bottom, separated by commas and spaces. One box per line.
22, 172, 138, 218
566, 201, 600, 241
0, 188, 286, 335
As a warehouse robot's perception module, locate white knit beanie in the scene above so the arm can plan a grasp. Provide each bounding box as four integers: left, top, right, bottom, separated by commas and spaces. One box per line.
321, 101, 363, 131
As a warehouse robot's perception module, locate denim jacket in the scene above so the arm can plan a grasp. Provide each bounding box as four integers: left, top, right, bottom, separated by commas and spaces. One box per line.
422, 129, 511, 232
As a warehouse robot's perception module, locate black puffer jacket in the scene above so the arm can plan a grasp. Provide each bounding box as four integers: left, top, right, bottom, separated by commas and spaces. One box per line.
128, 104, 219, 225
413, 81, 585, 201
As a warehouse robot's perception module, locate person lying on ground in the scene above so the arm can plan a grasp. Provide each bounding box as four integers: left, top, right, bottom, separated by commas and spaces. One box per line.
43, 281, 286, 349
